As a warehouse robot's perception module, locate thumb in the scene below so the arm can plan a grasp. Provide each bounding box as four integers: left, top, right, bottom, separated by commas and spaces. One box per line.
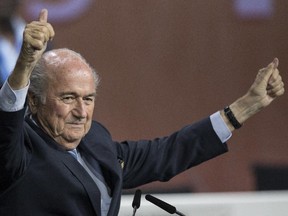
39, 9, 48, 23
273, 57, 279, 68
259, 58, 278, 82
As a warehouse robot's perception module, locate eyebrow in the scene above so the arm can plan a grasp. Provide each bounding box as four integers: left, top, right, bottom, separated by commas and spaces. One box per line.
59, 92, 97, 97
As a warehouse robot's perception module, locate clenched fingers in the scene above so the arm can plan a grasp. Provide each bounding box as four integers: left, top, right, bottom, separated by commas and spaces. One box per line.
23, 21, 54, 50
267, 69, 285, 97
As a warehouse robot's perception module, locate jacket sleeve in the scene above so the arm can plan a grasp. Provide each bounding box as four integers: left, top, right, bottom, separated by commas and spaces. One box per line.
119, 117, 228, 189
0, 108, 31, 192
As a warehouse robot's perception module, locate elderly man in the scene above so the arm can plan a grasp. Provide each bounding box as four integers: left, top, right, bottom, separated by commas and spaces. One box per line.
0, 9, 284, 216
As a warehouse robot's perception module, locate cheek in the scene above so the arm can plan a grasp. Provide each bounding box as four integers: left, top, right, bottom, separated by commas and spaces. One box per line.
87, 106, 95, 117
46, 105, 66, 119
39, 103, 71, 125
84, 119, 92, 131
83, 107, 94, 132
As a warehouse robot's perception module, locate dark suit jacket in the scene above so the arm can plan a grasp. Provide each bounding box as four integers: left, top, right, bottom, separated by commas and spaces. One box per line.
0, 107, 228, 215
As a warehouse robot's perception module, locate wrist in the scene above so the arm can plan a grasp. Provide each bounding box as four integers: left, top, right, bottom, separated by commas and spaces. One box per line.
224, 106, 242, 129
8, 61, 33, 90
229, 93, 264, 125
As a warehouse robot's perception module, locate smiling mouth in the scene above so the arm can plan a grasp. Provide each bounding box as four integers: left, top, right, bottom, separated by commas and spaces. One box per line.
68, 123, 85, 128
67, 121, 86, 125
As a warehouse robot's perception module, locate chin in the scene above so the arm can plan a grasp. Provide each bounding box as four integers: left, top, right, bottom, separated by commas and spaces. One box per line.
60, 135, 83, 148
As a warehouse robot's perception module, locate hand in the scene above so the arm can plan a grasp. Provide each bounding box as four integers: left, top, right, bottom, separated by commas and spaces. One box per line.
8, 9, 55, 89
247, 58, 284, 107
222, 58, 285, 131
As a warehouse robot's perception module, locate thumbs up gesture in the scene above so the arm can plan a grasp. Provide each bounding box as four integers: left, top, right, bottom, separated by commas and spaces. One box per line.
248, 58, 284, 106
9, 9, 55, 89
222, 58, 284, 132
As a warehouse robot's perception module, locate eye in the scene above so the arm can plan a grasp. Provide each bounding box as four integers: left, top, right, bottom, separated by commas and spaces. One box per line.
83, 96, 95, 104
61, 96, 75, 104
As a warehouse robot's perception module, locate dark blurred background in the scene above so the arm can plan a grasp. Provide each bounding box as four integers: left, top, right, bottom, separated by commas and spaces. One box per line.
20, 0, 288, 193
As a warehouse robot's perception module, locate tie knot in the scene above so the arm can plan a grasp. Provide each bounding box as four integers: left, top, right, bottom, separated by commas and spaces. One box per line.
68, 149, 78, 160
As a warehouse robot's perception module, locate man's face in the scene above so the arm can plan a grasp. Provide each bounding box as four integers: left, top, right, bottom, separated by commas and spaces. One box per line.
35, 61, 96, 150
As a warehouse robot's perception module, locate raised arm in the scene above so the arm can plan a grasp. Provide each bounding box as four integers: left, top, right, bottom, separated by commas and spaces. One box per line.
8, 9, 54, 90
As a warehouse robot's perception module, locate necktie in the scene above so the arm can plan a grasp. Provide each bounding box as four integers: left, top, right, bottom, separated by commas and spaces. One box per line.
68, 149, 111, 216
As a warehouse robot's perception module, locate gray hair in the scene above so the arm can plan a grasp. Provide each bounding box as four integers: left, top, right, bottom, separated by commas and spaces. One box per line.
29, 48, 100, 105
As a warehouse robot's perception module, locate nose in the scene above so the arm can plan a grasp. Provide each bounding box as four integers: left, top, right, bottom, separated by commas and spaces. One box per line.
73, 99, 87, 119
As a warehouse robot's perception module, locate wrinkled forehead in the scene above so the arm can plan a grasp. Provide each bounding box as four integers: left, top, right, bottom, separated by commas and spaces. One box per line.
40, 49, 98, 92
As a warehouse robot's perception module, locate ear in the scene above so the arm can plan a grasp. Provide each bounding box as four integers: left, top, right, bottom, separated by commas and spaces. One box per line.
28, 92, 39, 114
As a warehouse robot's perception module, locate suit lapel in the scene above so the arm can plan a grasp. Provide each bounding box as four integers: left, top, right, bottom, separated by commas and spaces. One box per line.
61, 153, 102, 216
79, 138, 123, 215
79, 140, 121, 192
